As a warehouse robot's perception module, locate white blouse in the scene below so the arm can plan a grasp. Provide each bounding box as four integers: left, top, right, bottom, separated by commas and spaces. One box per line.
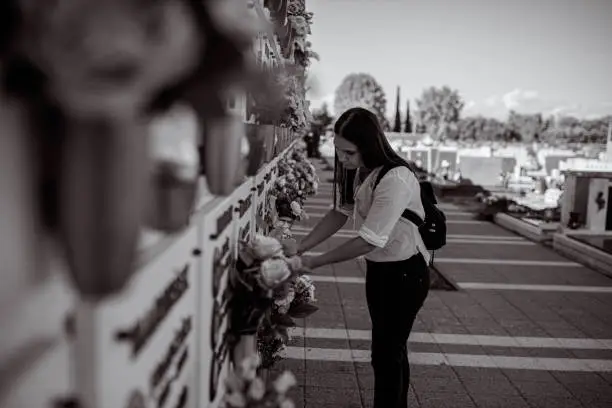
335, 166, 431, 264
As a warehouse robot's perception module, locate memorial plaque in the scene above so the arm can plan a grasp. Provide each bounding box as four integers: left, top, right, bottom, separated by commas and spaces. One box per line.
233, 180, 255, 246
253, 163, 273, 236
74, 225, 198, 408
197, 197, 237, 408
2, 335, 74, 408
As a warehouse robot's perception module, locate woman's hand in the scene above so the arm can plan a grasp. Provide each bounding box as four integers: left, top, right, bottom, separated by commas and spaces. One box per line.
280, 238, 298, 257
300, 255, 316, 271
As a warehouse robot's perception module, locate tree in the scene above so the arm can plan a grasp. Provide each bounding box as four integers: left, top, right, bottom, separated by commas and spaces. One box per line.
333, 73, 389, 129
392, 86, 402, 132
506, 111, 548, 143
404, 100, 413, 133
453, 116, 513, 141
415, 86, 465, 140
310, 102, 333, 132
543, 115, 611, 144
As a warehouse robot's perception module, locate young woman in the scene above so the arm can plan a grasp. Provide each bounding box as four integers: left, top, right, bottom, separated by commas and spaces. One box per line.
298, 107, 430, 408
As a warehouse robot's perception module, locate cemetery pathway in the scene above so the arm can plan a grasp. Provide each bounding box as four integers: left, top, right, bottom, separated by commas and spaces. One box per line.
274, 159, 612, 408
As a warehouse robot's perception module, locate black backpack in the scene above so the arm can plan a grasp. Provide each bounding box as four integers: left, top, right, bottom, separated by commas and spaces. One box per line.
373, 165, 447, 251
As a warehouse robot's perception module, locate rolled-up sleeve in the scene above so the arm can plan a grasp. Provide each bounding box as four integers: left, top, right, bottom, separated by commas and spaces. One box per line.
358, 167, 420, 248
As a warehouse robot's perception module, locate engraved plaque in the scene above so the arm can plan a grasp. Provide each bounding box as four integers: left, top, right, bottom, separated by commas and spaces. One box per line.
236, 195, 252, 218
115, 266, 189, 358
210, 205, 233, 240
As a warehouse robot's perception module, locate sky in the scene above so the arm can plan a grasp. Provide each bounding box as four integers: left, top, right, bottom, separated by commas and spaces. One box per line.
304, 0, 612, 120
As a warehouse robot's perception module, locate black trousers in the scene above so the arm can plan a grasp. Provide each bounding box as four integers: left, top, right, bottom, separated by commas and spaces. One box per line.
365, 253, 430, 408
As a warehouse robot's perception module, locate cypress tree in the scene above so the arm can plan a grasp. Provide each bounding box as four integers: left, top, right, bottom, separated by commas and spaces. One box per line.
392, 86, 401, 132
404, 100, 412, 133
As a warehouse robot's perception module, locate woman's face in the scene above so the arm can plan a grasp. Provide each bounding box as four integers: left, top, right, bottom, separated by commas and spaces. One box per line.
334, 135, 363, 169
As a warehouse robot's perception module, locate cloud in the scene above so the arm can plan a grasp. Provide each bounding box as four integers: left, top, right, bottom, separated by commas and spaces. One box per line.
307, 93, 335, 113
501, 89, 539, 110
465, 89, 610, 120
464, 100, 476, 110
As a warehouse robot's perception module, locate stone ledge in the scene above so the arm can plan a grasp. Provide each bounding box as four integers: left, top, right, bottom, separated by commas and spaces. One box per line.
493, 213, 553, 243
553, 233, 612, 278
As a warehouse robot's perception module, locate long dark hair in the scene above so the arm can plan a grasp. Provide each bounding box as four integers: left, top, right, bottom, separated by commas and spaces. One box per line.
333, 107, 417, 207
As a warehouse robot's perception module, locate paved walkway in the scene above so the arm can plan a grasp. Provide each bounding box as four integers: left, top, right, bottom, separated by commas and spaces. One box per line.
273, 160, 612, 408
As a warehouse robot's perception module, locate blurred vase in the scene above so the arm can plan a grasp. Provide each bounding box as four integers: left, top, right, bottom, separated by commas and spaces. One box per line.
147, 161, 198, 232
146, 104, 199, 232
59, 117, 149, 298
0, 94, 43, 304
204, 116, 245, 195
261, 124, 277, 163
245, 123, 267, 175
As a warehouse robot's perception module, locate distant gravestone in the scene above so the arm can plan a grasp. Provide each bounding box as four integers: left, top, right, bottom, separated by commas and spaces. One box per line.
544, 155, 576, 175
434, 150, 458, 172
408, 148, 430, 171
501, 157, 516, 174
458, 157, 505, 187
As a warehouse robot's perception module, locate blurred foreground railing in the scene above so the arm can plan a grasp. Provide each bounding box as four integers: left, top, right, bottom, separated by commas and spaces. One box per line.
0, 124, 298, 408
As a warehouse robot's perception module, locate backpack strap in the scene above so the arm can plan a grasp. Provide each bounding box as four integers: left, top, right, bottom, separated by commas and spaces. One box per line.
372, 165, 425, 227
372, 164, 394, 190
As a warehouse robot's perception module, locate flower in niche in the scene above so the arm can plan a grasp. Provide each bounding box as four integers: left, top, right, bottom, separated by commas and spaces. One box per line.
274, 285, 296, 314
251, 235, 283, 259
280, 401, 295, 408
247, 377, 265, 400
289, 201, 302, 216
223, 352, 297, 408
225, 390, 247, 407
259, 258, 292, 288
274, 371, 297, 394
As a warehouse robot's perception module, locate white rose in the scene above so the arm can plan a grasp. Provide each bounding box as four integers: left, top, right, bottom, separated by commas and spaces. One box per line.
224, 391, 246, 407
241, 366, 257, 382
290, 201, 302, 217
260, 259, 291, 288
274, 371, 297, 394
275, 286, 295, 309
280, 400, 295, 408
251, 235, 283, 259
239, 354, 260, 381
285, 255, 303, 272
247, 377, 266, 400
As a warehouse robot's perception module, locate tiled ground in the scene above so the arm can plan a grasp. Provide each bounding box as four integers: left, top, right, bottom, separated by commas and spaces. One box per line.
270, 159, 612, 408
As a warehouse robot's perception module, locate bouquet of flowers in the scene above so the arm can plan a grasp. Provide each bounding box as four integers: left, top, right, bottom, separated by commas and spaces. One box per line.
268, 176, 308, 223
282, 145, 319, 197
293, 161, 318, 197
266, 144, 318, 227
222, 354, 297, 408
229, 235, 304, 337
475, 192, 512, 219
258, 273, 318, 368
268, 218, 294, 241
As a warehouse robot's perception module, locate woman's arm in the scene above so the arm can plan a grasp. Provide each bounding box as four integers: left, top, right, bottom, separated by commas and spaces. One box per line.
306, 236, 375, 269
297, 209, 348, 254
304, 167, 419, 270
